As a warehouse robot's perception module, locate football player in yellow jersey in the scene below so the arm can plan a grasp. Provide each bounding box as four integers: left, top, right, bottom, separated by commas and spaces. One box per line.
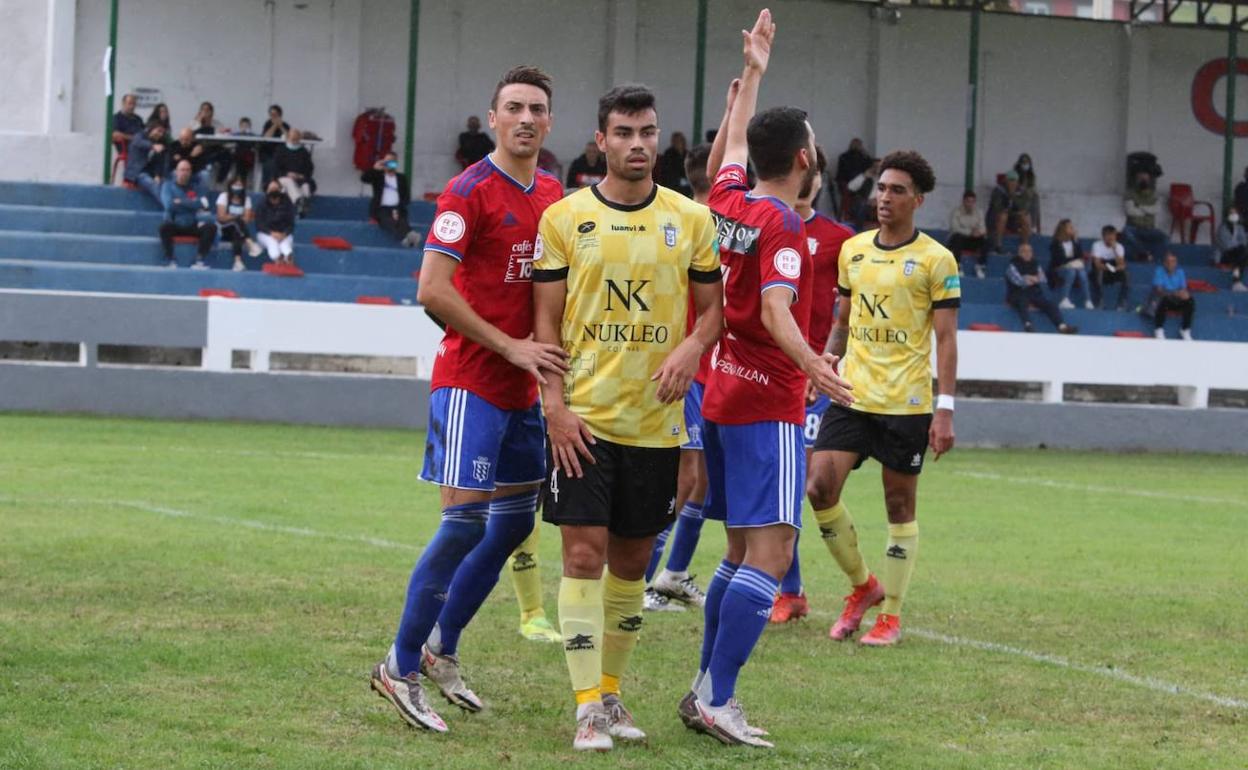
805, 150, 959, 647
532, 84, 724, 751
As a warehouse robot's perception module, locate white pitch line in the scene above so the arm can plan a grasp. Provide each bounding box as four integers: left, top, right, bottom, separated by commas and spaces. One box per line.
953, 470, 1248, 508
906, 627, 1248, 711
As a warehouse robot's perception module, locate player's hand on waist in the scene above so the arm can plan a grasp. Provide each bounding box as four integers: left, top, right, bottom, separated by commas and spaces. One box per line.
805, 352, 854, 407
503, 334, 569, 385
545, 406, 596, 479
651, 338, 701, 404
930, 409, 955, 460
804, 379, 818, 406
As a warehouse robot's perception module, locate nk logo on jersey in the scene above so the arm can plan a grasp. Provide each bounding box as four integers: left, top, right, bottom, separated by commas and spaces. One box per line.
858, 293, 891, 319
604, 279, 650, 312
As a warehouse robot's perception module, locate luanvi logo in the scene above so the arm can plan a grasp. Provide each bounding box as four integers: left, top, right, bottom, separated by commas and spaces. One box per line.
511, 551, 537, 571
618, 615, 643, 632
886, 544, 908, 559
565, 633, 595, 651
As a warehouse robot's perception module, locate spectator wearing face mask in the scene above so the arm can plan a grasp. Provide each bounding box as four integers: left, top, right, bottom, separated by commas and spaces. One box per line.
255, 181, 297, 266
361, 152, 421, 247
217, 178, 263, 271
1121, 171, 1168, 263
1216, 206, 1248, 292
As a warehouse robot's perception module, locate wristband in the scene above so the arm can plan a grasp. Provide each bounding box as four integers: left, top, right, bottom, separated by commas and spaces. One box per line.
936, 394, 955, 412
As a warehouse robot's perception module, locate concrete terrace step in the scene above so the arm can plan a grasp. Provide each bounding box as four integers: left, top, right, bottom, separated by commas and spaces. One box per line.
0, 230, 423, 278
0, 258, 417, 305
0, 180, 435, 222
956, 275, 1248, 314
958, 301, 1248, 341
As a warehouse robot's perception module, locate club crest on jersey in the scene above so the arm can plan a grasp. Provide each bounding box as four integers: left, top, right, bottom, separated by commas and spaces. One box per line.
904, 259, 916, 276
472, 456, 492, 483
663, 222, 678, 249
807, 237, 819, 255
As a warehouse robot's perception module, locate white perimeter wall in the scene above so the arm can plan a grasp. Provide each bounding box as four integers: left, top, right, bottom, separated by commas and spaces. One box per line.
3, 0, 1248, 235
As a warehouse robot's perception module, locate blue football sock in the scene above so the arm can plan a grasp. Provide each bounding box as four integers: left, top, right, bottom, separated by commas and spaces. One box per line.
644, 523, 672, 583
779, 533, 802, 594
664, 501, 705, 573
697, 559, 738, 678
392, 500, 489, 676
707, 564, 779, 707
430, 490, 539, 657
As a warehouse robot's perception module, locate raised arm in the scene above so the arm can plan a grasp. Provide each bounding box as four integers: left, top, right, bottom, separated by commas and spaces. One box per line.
715, 9, 775, 176
706, 79, 741, 180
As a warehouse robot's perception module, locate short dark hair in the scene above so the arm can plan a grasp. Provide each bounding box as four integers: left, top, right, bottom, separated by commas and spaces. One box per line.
746, 107, 810, 181
1101, 224, 1117, 236
685, 143, 713, 195
597, 84, 657, 132
963, 189, 976, 199
814, 145, 827, 175
492, 65, 553, 111
879, 150, 935, 194
269, 104, 283, 115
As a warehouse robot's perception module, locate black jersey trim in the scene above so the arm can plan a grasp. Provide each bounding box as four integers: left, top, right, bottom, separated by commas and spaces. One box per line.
932, 297, 961, 309
590, 182, 658, 212
837, 284, 852, 295
532, 267, 569, 282
872, 229, 921, 252
689, 267, 722, 283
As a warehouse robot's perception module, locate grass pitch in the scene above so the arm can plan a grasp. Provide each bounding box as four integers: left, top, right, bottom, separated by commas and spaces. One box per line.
0, 413, 1244, 769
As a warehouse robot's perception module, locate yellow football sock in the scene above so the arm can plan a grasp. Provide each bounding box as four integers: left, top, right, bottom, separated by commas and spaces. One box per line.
881, 521, 919, 616
600, 572, 645, 697
813, 501, 869, 586
558, 576, 604, 703
509, 524, 545, 623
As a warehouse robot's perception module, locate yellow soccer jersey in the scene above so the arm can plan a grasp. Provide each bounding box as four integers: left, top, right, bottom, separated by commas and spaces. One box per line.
533, 184, 721, 448
837, 229, 960, 415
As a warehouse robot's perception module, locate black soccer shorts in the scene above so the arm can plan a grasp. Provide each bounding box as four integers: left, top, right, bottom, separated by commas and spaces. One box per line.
813, 405, 933, 475
541, 437, 679, 538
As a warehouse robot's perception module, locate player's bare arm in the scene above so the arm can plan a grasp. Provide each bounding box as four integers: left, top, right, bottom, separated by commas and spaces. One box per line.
760, 286, 853, 406
930, 306, 958, 459
714, 10, 773, 174
705, 78, 740, 180
652, 279, 724, 404
418, 252, 568, 384
533, 278, 595, 477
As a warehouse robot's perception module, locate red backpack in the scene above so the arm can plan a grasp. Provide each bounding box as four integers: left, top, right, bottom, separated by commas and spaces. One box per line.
352, 109, 396, 171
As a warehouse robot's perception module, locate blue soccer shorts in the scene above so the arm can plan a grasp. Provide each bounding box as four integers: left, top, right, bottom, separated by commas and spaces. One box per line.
803, 394, 832, 449
702, 418, 804, 529
420, 387, 545, 491
681, 381, 706, 451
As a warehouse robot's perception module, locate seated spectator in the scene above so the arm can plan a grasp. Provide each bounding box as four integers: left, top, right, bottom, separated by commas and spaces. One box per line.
187, 101, 229, 184
1150, 252, 1194, 340
987, 171, 1032, 253
1235, 166, 1248, 218
656, 131, 691, 196
1215, 206, 1248, 292
111, 93, 145, 152
255, 181, 297, 266
230, 117, 257, 185
566, 141, 607, 188
273, 128, 315, 217
845, 157, 880, 230
1013, 152, 1040, 231
125, 124, 170, 203
217, 178, 262, 272
1090, 225, 1131, 310
835, 138, 873, 218
537, 146, 562, 180
1121, 170, 1168, 262
260, 104, 289, 186
1048, 219, 1093, 310
947, 190, 987, 277
456, 115, 495, 169
1005, 243, 1077, 334
159, 159, 215, 270
146, 102, 171, 133
361, 152, 421, 247
170, 128, 210, 189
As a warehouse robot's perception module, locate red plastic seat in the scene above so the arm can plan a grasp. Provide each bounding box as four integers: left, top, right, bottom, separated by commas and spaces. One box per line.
199, 288, 238, 298
312, 236, 352, 250
1114, 330, 1147, 338
262, 262, 305, 277
1168, 183, 1215, 243
1187, 278, 1217, 293
172, 236, 199, 244
356, 295, 395, 305
968, 322, 1005, 332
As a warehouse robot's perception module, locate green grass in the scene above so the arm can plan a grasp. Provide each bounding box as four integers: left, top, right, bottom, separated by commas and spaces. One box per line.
0, 413, 1244, 769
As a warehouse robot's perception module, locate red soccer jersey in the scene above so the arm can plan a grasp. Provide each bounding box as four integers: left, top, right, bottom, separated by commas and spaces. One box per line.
804, 212, 854, 354
702, 163, 812, 426
424, 157, 564, 410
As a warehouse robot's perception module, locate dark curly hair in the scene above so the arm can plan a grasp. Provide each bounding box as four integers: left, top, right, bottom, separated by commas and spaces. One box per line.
879, 150, 935, 194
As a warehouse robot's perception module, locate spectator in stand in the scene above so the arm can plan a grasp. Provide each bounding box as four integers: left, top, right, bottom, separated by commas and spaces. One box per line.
255, 180, 297, 267
1151, 252, 1194, 340
1121, 170, 1168, 263
170, 128, 209, 189
260, 104, 289, 186
835, 137, 873, 193
845, 157, 880, 230
565, 141, 606, 188
1234, 166, 1248, 218
1006, 243, 1078, 334
537, 146, 562, 180
656, 131, 691, 196
1049, 219, 1093, 310
361, 152, 421, 247
216, 178, 262, 272
1090, 225, 1131, 310
274, 128, 315, 217
187, 101, 229, 184
111, 93, 145, 150
455, 115, 494, 169
125, 124, 170, 203
947, 190, 988, 277
987, 170, 1032, 253
1013, 152, 1040, 231
1215, 206, 1248, 292
230, 117, 257, 185
159, 159, 215, 270
146, 102, 171, 134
